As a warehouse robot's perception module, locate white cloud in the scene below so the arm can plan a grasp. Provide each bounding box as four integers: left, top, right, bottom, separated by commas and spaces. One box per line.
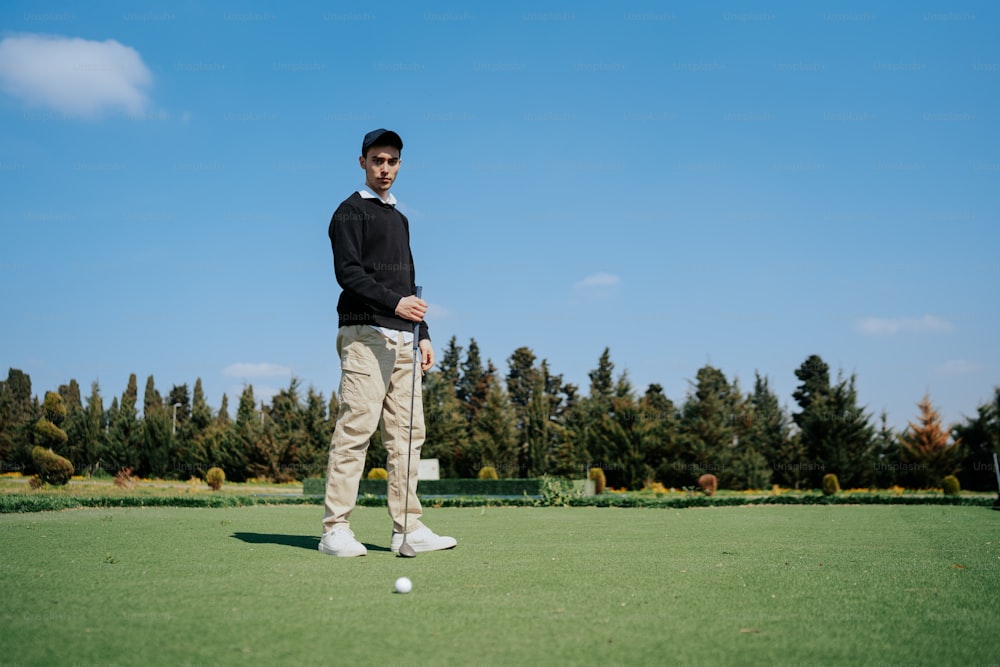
935, 360, 983, 377
0, 33, 152, 117
222, 362, 293, 379
576, 272, 621, 289
574, 272, 621, 301
855, 314, 954, 336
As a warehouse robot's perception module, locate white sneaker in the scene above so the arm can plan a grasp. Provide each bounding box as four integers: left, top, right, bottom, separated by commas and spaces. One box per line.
318, 526, 367, 557
391, 525, 457, 553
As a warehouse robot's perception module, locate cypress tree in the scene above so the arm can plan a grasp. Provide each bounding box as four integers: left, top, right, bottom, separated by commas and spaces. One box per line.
106, 374, 141, 473
81, 381, 105, 475
140, 376, 171, 478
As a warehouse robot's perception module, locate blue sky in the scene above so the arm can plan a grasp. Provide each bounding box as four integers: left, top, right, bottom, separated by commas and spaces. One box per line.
1, 1, 997, 432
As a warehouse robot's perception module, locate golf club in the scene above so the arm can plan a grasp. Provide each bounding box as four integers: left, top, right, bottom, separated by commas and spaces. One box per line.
397, 285, 422, 558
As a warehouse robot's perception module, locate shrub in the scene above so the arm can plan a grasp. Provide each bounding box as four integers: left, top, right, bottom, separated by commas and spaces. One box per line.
114, 468, 136, 490
34, 418, 68, 448
206, 467, 226, 491
367, 467, 388, 480
822, 473, 840, 496
697, 474, 718, 496
477, 466, 499, 480
31, 446, 74, 486
589, 468, 606, 495
28, 475, 44, 489
536, 475, 574, 507
942, 475, 961, 496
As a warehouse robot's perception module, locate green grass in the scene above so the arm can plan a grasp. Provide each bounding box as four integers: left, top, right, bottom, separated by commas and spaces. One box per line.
2, 504, 999, 666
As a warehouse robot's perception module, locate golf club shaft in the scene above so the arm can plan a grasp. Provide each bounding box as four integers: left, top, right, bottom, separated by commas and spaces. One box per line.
400, 285, 422, 552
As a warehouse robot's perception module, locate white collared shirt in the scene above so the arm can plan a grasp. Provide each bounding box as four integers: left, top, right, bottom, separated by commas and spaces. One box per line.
357, 188, 414, 345
358, 187, 397, 206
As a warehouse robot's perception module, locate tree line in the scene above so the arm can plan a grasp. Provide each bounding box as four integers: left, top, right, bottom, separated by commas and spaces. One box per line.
1, 342, 998, 491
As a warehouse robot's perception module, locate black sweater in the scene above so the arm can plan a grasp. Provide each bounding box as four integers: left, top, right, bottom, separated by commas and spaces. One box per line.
328, 192, 429, 341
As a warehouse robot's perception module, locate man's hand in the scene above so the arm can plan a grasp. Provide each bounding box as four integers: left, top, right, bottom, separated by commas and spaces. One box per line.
395, 295, 427, 322
419, 339, 435, 373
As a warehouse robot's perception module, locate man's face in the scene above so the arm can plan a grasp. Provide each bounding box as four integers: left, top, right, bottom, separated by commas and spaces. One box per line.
360, 146, 401, 196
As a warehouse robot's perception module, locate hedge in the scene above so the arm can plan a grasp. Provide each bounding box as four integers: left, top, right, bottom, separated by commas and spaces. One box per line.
3, 490, 996, 514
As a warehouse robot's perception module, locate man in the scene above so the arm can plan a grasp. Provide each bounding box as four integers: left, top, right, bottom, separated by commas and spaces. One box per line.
319, 128, 457, 557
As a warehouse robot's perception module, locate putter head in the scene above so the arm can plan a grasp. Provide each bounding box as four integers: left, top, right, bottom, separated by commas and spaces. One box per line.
397, 541, 417, 558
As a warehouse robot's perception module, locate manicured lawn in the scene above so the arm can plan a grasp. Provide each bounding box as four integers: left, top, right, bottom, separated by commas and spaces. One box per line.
2, 504, 998, 666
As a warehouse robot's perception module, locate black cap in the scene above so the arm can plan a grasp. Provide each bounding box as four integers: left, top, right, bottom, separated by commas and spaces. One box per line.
361, 128, 403, 155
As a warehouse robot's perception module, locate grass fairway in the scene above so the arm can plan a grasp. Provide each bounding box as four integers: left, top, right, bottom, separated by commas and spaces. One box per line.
2, 504, 998, 666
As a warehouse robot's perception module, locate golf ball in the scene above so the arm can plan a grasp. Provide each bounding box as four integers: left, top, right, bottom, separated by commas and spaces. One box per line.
394, 576, 412, 594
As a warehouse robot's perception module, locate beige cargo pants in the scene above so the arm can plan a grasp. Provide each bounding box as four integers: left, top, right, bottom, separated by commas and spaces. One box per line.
322, 324, 425, 536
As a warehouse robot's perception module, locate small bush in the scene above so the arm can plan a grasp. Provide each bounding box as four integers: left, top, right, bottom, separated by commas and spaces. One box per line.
114, 468, 136, 490
589, 468, 606, 495
942, 475, 960, 496
822, 473, 840, 496
536, 476, 574, 507
478, 466, 499, 480
28, 475, 45, 489
367, 467, 388, 480
206, 467, 226, 491
698, 474, 718, 496
31, 446, 74, 486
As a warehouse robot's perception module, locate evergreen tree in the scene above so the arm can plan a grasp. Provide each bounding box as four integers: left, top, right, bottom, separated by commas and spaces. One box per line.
57, 379, 87, 470
790, 354, 833, 486
105, 374, 142, 472
899, 393, 963, 488
675, 366, 740, 488
583, 348, 616, 474
871, 411, 900, 487
140, 376, 171, 478
267, 378, 308, 481
438, 336, 463, 394
191, 380, 212, 431
458, 338, 485, 420
81, 382, 106, 475
198, 391, 232, 477
227, 385, 260, 482
551, 383, 588, 477
143, 375, 162, 417
953, 387, 1000, 491
470, 370, 518, 476
217, 393, 231, 425
167, 383, 201, 479
421, 365, 469, 477
589, 348, 615, 405
596, 373, 657, 489
507, 346, 539, 477
0, 368, 37, 471
641, 383, 678, 485
540, 360, 571, 476
792, 356, 876, 488
734, 373, 789, 490
523, 370, 548, 477
300, 386, 332, 479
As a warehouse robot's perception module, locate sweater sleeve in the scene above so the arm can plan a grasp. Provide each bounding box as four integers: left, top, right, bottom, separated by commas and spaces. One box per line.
329, 201, 404, 313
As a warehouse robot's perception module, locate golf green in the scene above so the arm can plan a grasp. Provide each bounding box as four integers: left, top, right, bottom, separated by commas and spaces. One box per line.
2, 504, 998, 666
